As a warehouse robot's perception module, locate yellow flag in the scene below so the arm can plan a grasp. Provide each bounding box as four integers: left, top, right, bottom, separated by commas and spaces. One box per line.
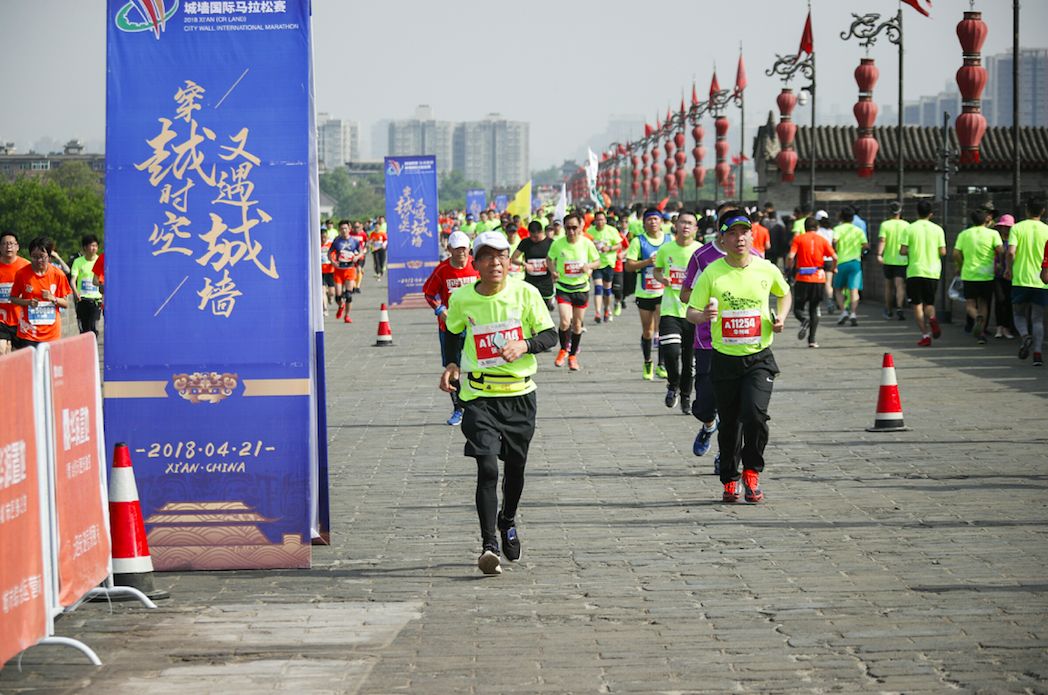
507, 181, 532, 221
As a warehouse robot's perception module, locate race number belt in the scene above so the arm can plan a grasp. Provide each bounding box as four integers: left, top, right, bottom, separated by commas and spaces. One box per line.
467, 372, 532, 394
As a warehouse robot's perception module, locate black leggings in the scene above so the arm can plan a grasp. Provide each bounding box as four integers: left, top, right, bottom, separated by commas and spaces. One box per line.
476, 454, 526, 549
372, 248, 387, 275
691, 348, 717, 423
658, 315, 694, 394
76, 298, 101, 336
711, 349, 779, 484
793, 282, 822, 343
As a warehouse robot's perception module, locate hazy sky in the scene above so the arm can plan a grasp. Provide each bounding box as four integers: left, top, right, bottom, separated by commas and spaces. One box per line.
2, 1, 1046, 168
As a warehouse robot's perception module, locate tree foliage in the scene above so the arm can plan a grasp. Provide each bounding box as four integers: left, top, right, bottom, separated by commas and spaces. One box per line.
0, 172, 104, 258
319, 168, 385, 220
530, 164, 563, 187
437, 170, 485, 211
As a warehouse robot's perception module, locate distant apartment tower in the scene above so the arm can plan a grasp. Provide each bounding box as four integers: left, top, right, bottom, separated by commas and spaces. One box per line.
317, 113, 359, 171
387, 105, 456, 175
454, 113, 529, 190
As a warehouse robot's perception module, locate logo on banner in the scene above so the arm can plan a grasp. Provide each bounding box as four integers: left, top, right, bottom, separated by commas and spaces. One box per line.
172, 371, 239, 404
115, 0, 179, 38
386, 160, 402, 176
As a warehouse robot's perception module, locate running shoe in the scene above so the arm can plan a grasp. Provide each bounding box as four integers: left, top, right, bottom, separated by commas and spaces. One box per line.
554, 349, 568, 367
994, 326, 1005, 339
642, 362, 654, 380
882, 308, 892, 320
896, 309, 905, 321
604, 311, 613, 323
722, 481, 739, 503
499, 521, 521, 562
1034, 352, 1044, 367
568, 355, 580, 371
594, 315, 602, 324
930, 316, 942, 339
665, 387, 679, 409
446, 409, 463, 426
742, 469, 764, 503
335, 304, 344, 319
797, 318, 809, 341
808, 342, 820, 348
917, 336, 932, 347
713, 452, 721, 475
692, 416, 718, 456
836, 313, 849, 326
1019, 335, 1033, 360
850, 316, 858, 327
655, 365, 668, 379
973, 316, 985, 341
343, 313, 352, 324
614, 303, 623, 316
478, 548, 502, 575
679, 395, 691, 415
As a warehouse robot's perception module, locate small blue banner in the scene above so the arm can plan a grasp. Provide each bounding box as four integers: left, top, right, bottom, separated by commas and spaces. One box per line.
495, 194, 509, 213
466, 189, 486, 220
384, 156, 440, 308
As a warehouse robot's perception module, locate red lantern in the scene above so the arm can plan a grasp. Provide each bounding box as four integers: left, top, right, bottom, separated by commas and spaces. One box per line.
674, 132, 686, 150
955, 11, 989, 164
664, 140, 674, 157
714, 116, 730, 187
776, 89, 797, 118
853, 137, 879, 178
631, 179, 640, 197
715, 161, 731, 188
675, 150, 687, 167
674, 167, 687, 192
775, 87, 799, 183
852, 57, 880, 177
776, 121, 797, 148
853, 101, 879, 130
692, 124, 704, 142
632, 154, 641, 169
692, 165, 706, 188
776, 150, 798, 182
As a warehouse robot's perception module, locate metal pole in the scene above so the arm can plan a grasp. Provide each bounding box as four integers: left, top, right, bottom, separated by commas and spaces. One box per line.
897, 9, 905, 206
809, 55, 816, 210
940, 110, 952, 323
1013, 0, 1021, 215
739, 93, 746, 202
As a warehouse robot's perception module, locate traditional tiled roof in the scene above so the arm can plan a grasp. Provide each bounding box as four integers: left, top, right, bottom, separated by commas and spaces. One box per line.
755, 113, 1048, 170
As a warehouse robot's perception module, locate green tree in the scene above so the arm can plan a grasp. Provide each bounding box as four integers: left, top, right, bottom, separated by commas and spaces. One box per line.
531, 164, 563, 187
319, 169, 386, 219
437, 170, 484, 211
0, 176, 102, 258
44, 161, 104, 197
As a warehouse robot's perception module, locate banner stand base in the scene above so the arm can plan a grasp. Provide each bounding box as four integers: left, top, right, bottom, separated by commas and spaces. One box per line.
84, 585, 158, 608
34, 637, 102, 666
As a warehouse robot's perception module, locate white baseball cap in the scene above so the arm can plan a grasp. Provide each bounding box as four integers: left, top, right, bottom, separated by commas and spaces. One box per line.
447, 231, 470, 249
472, 231, 510, 255
814, 210, 829, 221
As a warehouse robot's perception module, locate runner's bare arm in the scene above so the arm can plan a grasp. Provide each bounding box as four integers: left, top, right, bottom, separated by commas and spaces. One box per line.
773, 291, 792, 333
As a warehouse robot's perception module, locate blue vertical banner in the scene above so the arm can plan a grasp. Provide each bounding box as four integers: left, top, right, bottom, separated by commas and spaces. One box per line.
466, 188, 486, 220
495, 194, 509, 213
384, 156, 440, 308
103, 0, 319, 570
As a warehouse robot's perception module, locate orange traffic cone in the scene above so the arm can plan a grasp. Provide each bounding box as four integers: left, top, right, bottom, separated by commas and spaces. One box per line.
109, 443, 169, 599
375, 303, 393, 346
866, 353, 910, 432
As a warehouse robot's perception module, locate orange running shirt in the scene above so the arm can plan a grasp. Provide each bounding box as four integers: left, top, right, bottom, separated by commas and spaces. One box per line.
789, 232, 836, 284
0, 256, 30, 326
750, 223, 771, 258
14, 264, 72, 343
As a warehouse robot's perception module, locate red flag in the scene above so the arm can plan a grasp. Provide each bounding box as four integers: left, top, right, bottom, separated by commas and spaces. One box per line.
799, 11, 813, 55
657, 196, 670, 212
655, 114, 661, 131
679, 98, 686, 117
691, 82, 699, 106
644, 123, 653, 137
734, 53, 748, 95
901, 0, 931, 17
709, 72, 721, 99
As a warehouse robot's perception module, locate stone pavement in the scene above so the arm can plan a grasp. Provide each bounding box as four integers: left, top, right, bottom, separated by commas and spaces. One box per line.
3, 279, 1047, 694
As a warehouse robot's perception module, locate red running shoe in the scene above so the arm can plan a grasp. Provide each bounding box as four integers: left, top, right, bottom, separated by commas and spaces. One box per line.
930, 316, 942, 339
344, 313, 352, 324
722, 481, 739, 503
742, 470, 764, 503
335, 304, 344, 319
917, 335, 932, 347
554, 349, 568, 367
568, 355, 580, 371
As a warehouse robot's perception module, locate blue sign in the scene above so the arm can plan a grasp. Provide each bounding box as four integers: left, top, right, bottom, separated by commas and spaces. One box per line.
495, 194, 509, 213
466, 189, 486, 220
103, 0, 319, 570
384, 156, 440, 307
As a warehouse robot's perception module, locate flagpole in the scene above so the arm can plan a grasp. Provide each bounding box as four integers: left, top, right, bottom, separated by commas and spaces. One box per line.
897, 7, 904, 207
738, 43, 745, 202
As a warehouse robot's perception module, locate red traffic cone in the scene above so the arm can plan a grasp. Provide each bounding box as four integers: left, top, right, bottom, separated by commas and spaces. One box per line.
109, 443, 169, 599
375, 303, 393, 346
866, 353, 910, 432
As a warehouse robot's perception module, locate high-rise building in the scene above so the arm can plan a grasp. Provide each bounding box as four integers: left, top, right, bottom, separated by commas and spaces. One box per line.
371, 120, 391, 160
317, 113, 359, 171
387, 105, 456, 175
454, 113, 529, 190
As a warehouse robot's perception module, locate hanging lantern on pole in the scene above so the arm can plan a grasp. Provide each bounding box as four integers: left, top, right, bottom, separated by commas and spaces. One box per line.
853, 57, 880, 177
664, 135, 677, 194
955, 10, 989, 164
714, 115, 731, 189
650, 140, 662, 194
775, 87, 799, 182
691, 123, 706, 189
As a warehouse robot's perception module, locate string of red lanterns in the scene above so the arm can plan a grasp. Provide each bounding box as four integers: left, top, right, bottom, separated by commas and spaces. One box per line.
955, 10, 988, 164
853, 57, 880, 177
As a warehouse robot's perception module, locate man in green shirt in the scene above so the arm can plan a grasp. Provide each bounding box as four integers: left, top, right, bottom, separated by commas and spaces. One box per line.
876, 202, 909, 320
900, 200, 947, 347
791, 205, 811, 237
625, 209, 671, 380
460, 214, 477, 238
687, 209, 791, 504
1006, 198, 1048, 366
590, 211, 623, 324
653, 208, 702, 413
547, 212, 601, 371
441, 231, 558, 575
832, 209, 870, 327
953, 209, 1002, 344
70, 234, 103, 336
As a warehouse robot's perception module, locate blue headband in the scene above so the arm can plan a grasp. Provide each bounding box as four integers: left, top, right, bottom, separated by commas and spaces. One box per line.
719, 215, 751, 233
643, 210, 662, 219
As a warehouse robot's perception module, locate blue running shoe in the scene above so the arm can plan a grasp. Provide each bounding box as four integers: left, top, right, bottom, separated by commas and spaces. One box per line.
713, 452, 721, 475
447, 408, 463, 426
692, 416, 719, 457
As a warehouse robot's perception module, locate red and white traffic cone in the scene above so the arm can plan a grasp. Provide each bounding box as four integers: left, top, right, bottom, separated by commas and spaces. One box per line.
109, 443, 169, 599
375, 303, 393, 346
866, 353, 911, 432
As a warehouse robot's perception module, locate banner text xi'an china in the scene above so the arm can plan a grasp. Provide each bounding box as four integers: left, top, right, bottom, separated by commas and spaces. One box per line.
384, 156, 439, 308
103, 0, 320, 570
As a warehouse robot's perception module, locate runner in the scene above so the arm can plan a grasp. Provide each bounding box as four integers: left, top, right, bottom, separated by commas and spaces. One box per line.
687, 210, 791, 504
439, 231, 557, 575
624, 208, 670, 380
11, 236, 73, 348
749, 209, 771, 258
350, 221, 369, 293
511, 220, 555, 310
424, 231, 480, 425
0, 231, 29, 356
547, 212, 600, 371
787, 216, 837, 348
653, 208, 701, 412
329, 220, 364, 323
590, 211, 622, 323
900, 200, 947, 347
953, 209, 1002, 345
370, 223, 388, 279
320, 230, 335, 315
69, 234, 103, 336
832, 208, 869, 327
876, 201, 909, 320
610, 215, 628, 318
1007, 198, 1048, 366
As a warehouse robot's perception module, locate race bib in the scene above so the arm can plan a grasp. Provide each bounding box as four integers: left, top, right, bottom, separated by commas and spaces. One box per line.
28, 301, 56, 326
642, 267, 663, 291
0, 282, 11, 302
525, 258, 548, 276
472, 319, 523, 369
321, 249, 331, 266
446, 276, 477, 294
79, 278, 96, 294
720, 308, 762, 345
563, 260, 584, 278
668, 266, 686, 290
338, 249, 355, 266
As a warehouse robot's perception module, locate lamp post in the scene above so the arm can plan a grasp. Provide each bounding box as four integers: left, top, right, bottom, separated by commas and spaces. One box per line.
840, 10, 904, 205
707, 83, 743, 201
766, 51, 816, 210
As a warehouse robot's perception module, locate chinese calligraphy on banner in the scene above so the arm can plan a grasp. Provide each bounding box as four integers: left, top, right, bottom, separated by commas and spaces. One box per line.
384, 156, 439, 308
103, 0, 319, 570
